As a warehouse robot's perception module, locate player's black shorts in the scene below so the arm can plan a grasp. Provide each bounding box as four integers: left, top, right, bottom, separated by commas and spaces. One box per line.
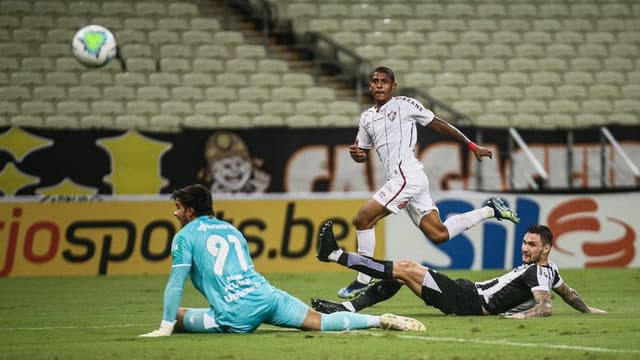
420, 269, 484, 316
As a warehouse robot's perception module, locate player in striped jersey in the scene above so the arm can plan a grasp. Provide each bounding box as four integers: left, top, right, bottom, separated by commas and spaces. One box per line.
315, 221, 606, 318
339, 66, 519, 299
140, 184, 426, 337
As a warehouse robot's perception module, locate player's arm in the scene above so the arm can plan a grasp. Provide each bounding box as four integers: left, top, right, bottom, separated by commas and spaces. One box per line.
350, 145, 369, 163
140, 266, 190, 337
427, 117, 492, 161
349, 137, 369, 163
504, 290, 553, 319
553, 282, 607, 314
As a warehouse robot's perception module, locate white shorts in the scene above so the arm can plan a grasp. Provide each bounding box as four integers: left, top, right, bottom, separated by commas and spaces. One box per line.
372, 165, 438, 226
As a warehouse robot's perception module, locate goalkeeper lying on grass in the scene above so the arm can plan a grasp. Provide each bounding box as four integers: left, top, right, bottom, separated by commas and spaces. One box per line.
140, 184, 425, 337
313, 221, 606, 319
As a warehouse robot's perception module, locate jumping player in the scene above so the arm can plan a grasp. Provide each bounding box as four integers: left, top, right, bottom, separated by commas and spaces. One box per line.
338, 66, 520, 298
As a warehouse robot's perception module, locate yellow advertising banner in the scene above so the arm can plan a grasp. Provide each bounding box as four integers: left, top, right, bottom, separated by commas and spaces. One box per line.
0, 198, 383, 277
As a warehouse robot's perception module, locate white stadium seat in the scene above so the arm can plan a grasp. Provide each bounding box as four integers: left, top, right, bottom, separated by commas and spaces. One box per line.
262, 101, 294, 116
91, 101, 123, 116
272, 86, 304, 101
239, 87, 270, 102
103, 86, 135, 101
172, 86, 204, 101
168, 2, 198, 17
136, 2, 166, 16
68, 85, 101, 101
33, 86, 65, 100
161, 101, 192, 116
56, 100, 90, 115
115, 115, 148, 128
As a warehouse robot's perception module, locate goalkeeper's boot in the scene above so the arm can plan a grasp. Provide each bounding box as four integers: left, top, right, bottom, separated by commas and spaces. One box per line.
316, 220, 340, 262
380, 314, 426, 331
336, 279, 371, 299
311, 297, 351, 314
485, 197, 520, 224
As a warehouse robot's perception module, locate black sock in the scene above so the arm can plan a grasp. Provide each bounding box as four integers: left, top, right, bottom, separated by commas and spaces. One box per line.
337, 252, 393, 279
351, 279, 403, 311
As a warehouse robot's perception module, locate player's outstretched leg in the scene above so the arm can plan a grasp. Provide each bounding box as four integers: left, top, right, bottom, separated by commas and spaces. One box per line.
485, 197, 520, 224
317, 221, 394, 279
318, 221, 374, 298
380, 314, 426, 331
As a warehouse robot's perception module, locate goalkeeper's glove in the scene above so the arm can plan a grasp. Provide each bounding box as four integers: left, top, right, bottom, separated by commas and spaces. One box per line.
139, 320, 175, 337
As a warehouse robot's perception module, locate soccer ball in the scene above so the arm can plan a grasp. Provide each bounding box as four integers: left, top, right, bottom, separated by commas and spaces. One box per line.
71, 25, 117, 68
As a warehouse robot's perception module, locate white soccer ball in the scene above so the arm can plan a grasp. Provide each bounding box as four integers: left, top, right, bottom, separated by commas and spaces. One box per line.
71, 25, 117, 68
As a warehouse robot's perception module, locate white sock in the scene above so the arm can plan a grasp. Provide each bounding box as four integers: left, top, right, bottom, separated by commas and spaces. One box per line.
368, 315, 381, 328
443, 206, 494, 239
328, 249, 343, 262
356, 229, 375, 284
342, 302, 356, 312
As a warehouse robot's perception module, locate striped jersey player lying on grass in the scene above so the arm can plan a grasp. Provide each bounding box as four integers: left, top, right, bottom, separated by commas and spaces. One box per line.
314, 221, 606, 319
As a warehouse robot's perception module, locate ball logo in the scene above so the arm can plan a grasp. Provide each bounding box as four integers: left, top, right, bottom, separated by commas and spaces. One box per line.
548, 198, 635, 267
81, 31, 108, 59
72, 25, 116, 68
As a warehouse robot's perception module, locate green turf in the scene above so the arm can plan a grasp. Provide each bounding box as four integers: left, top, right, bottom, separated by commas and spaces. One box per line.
1, 269, 639, 360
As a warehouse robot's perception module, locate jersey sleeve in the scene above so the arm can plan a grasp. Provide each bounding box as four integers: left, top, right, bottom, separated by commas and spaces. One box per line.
525, 264, 552, 293
161, 266, 190, 322
161, 232, 192, 322
549, 262, 564, 289
399, 97, 435, 126
171, 232, 192, 267
356, 112, 373, 150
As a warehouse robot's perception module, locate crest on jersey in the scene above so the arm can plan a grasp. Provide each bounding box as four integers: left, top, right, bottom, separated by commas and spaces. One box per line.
387, 111, 397, 121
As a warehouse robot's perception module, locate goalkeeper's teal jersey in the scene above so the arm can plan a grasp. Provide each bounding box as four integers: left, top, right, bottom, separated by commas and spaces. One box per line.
172, 216, 269, 317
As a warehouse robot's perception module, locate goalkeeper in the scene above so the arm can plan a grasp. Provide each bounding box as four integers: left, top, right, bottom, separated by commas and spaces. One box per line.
140, 184, 425, 337
313, 221, 606, 319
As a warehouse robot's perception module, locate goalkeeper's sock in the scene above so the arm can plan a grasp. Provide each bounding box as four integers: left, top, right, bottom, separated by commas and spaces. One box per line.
443, 207, 493, 239
320, 312, 378, 331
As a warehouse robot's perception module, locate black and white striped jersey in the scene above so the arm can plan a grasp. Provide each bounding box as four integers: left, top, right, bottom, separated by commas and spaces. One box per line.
475, 262, 564, 314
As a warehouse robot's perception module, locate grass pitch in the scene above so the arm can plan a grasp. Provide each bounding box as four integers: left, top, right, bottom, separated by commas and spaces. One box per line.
1, 268, 639, 360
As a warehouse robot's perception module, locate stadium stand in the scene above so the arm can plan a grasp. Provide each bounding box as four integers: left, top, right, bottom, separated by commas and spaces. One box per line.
0, 0, 638, 130
0, 0, 353, 129
267, 0, 639, 128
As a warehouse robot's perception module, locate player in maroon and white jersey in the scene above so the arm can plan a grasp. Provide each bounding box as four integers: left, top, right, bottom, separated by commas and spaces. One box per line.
338, 66, 519, 298
315, 222, 606, 318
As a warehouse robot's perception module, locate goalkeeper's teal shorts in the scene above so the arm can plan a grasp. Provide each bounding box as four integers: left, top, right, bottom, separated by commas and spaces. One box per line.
182, 285, 308, 333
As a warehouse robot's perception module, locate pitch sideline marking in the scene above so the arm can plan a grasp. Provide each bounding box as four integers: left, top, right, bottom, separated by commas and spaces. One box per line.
390, 334, 640, 355
2, 324, 638, 355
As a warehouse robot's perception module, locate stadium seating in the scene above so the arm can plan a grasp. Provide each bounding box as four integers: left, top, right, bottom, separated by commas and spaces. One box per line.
268, 0, 638, 128
0, 0, 352, 129
1, 0, 638, 129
